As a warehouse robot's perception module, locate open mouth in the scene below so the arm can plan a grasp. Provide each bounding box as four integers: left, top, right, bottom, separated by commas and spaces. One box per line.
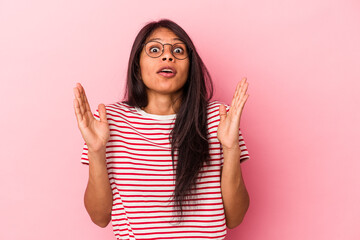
157, 67, 176, 78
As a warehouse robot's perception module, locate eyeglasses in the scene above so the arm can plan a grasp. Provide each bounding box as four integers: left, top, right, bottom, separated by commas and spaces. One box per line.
143, 40, 190, 60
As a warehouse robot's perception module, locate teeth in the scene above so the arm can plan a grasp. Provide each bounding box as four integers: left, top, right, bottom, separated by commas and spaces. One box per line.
161, 69, 173, 73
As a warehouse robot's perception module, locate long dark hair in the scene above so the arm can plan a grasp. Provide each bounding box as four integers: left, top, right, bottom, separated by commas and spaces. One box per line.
123, 19, 214, 222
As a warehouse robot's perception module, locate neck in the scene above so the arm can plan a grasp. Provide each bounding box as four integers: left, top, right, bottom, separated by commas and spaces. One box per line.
143, 91, 182, 115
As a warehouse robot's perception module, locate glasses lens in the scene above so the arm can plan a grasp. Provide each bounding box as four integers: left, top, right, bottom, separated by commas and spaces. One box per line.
172, 43, 188, 59
145, 42, 163, 58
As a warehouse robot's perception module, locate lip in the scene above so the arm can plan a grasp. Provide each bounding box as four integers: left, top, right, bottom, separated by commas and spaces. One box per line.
157, 66, 177, 74
158, 72, 176, 78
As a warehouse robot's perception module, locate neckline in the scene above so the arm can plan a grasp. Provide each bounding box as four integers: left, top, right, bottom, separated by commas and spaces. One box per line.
134, 106, 177, 120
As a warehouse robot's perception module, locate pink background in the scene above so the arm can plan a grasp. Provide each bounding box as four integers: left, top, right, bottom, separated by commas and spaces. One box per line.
1, 0, 359, 239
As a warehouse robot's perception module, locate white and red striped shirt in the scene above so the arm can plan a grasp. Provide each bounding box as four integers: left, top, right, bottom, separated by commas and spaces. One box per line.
81, 100, 250, 240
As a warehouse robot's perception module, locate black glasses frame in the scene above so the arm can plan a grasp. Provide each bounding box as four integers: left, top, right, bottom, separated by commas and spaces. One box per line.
142, 40, 190, 60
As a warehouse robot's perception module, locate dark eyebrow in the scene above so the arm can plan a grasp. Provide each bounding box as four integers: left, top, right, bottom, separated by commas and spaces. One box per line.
148, 37, 184, 43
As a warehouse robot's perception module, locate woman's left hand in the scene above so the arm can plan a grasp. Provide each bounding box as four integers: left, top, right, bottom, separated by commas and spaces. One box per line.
217, 77, 249, 151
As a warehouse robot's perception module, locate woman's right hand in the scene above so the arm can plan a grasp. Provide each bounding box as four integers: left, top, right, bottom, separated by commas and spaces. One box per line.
73, 83, 110, 152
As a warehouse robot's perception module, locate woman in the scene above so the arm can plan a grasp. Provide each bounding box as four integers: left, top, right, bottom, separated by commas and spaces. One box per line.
73, 19, 250, 240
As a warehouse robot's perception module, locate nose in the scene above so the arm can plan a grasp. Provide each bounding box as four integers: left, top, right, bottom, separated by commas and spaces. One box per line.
162, 44, 174, 62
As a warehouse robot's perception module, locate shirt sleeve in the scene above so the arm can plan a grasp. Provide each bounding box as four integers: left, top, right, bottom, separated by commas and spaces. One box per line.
80, 109, 100, 165
238, 128, 250, 163
219, 104, 250, 167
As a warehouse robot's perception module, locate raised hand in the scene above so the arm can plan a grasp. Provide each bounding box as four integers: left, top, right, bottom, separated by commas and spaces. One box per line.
217, 78, 249, 151
73, 83, 110, 152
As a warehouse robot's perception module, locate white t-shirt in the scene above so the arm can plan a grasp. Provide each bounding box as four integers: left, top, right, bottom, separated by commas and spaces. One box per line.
81, 100, 250, 240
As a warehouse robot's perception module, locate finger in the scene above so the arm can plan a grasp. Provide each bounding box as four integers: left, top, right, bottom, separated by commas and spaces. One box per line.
81, 86, 93, 119
234, 80, 247, 115
78, 83, 95, 119
237, 84, 249, 115
236, 83, 245, 104
234, 81, 242, 99
238, 78, 246, 96
241, 94, 249, 106
83, 91, 91, 112
229, 81, 241, 114
73, 98, 83, 123
76, 83, 85, 105
238, 80, 248, 99
240, 77, 246, 87
78, 83, 86, 103
219, 104, 227, 122
240, 81, 248, 95
76, 83, 86, 113
74, 86, 85, 116
232, 82, 242, 111
77, 82, 84, 94
239, 82, 249, 106
78, 83, 91, 119
98, 104, 108, 123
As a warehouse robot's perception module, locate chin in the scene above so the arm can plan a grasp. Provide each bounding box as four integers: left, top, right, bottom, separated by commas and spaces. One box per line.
149, 86, 184, 96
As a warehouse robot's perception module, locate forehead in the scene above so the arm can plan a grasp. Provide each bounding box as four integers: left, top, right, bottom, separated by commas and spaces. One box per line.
146, 27, 184, 43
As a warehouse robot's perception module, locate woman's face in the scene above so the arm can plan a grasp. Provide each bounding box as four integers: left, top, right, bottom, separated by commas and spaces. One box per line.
139, 27, 190, 98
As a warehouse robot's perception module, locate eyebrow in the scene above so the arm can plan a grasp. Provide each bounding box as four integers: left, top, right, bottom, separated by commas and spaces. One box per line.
148, 37, 184, 43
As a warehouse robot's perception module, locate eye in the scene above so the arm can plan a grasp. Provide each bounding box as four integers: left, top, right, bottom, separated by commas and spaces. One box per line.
173, 47, 184, 54
150, 47, 160, 53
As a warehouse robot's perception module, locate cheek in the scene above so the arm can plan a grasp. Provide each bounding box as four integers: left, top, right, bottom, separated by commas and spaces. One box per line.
139, 64, 147, 77
181, 62, 190, 79
139, 57, 151, 78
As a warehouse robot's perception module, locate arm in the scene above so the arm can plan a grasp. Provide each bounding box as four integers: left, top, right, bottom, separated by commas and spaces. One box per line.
216, 77, 250, 229
73, 82, 112, 228
220, 147, 249, 229
84, 148, 113, 228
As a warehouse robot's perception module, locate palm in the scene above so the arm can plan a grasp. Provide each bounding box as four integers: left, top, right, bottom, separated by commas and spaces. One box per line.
217, 110, 241, 149
217, 78, 249, 150
73, 83, 110, 152
79, 113, 110, 151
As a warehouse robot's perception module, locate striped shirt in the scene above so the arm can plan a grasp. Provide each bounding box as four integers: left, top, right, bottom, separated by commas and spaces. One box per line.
81, 100, 250, 240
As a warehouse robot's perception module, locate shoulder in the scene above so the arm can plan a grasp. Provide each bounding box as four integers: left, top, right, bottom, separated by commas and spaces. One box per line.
206, 100, 230, 135
206, 100, 230, 120
102, 101, 139, 118
105, 101, 132, 111
207, 100, 230, 110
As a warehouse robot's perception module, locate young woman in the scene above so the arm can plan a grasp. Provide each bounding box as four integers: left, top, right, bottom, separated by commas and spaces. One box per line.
73, 19, 250, 240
